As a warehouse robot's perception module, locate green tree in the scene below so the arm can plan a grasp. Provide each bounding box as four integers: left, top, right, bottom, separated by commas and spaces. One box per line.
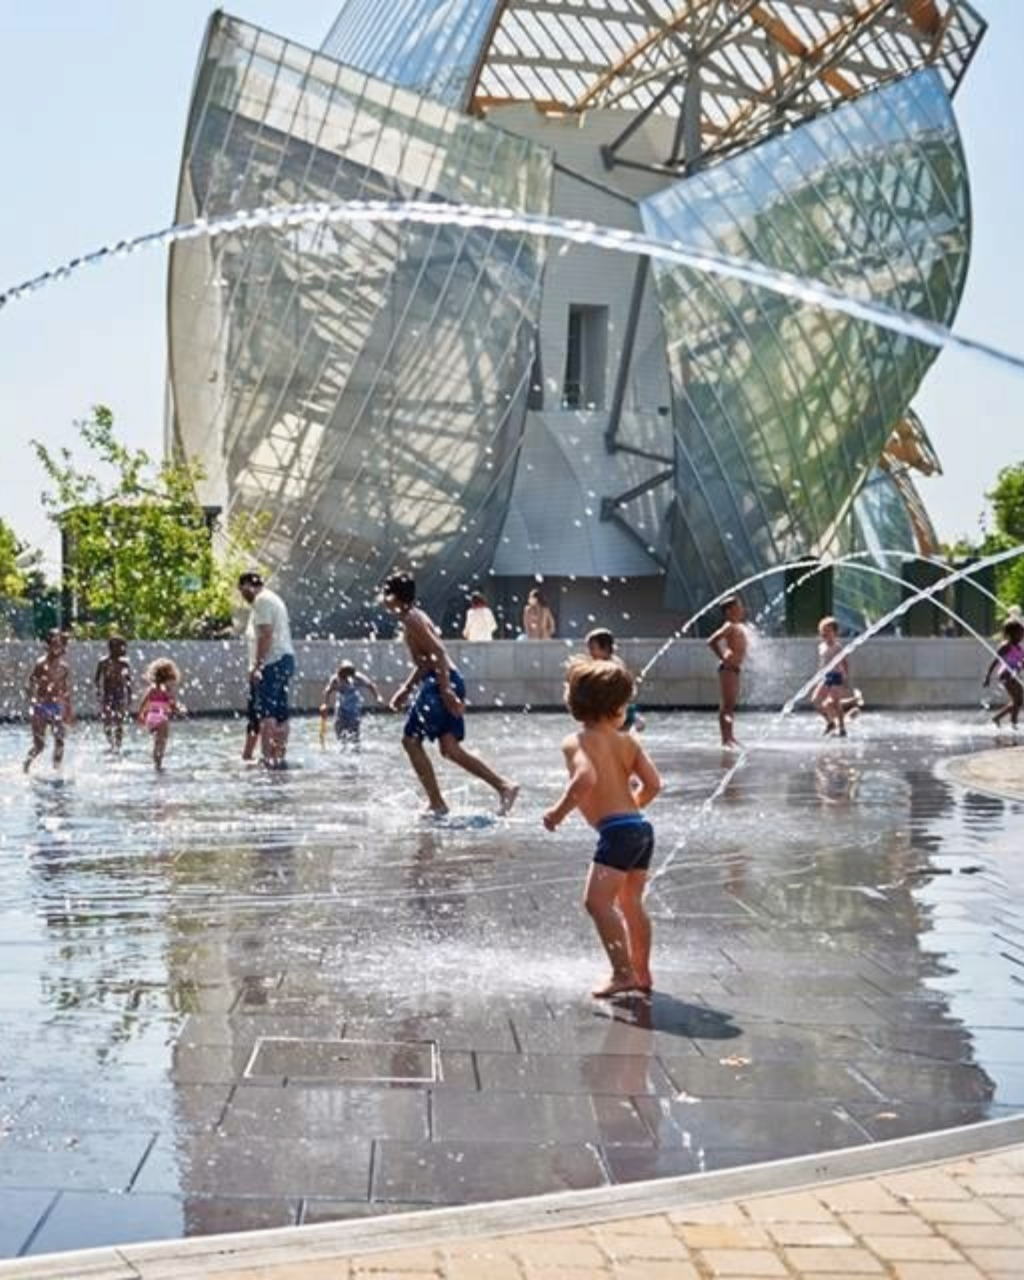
980, 461, 1024, 615
33, 405, 262, 639
0, 516, 26, 600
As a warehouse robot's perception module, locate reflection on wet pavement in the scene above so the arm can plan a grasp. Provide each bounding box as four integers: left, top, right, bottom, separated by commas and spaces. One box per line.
0, 711, 1022, 1256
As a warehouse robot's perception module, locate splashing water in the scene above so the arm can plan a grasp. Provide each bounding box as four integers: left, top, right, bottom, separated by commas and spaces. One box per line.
751, 550, 1005, 634
638, 558, 819, 685
3, 199, 1024, 382
779, 543, 1024, 719
648, 544, 1024, 888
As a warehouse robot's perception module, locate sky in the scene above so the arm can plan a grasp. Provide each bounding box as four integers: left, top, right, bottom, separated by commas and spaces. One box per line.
1, 1, 1022, 575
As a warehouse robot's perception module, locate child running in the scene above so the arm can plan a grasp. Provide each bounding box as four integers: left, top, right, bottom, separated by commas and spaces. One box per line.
983, 618, 1024, 731
813, 616, 848, 736
320, 660, 381, 750
95, 635, 132, 754
137, 658, 183, 771
383, 572, 519, 818
543, 658, 661, 999
586, 628, 644, 731
707, 596, 747, 748
24, 629, 72, 773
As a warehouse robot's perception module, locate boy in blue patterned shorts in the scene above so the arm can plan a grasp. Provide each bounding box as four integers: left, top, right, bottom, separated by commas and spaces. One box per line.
543, 658, 661, 998
383, 572, 519, 819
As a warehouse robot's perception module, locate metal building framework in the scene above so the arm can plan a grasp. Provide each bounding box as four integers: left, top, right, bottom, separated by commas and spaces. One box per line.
464, 0, 985, 172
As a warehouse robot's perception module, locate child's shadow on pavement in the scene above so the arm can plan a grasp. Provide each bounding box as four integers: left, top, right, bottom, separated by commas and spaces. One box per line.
604, 991, 743, 1041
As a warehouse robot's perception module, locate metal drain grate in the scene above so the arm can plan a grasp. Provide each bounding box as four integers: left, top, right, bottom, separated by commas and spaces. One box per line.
244, 1037, 438, 1083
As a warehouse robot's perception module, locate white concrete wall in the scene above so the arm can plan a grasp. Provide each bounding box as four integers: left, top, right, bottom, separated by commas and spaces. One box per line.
0, 638, 994, 719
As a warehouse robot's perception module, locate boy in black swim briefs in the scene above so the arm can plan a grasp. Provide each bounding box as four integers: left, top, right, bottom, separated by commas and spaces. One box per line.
543, 658, 662, 998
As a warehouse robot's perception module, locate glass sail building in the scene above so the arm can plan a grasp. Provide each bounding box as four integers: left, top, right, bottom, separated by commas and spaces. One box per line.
168, 2, 986, 635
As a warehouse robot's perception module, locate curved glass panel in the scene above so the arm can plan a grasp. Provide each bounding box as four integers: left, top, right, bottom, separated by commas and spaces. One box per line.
639, 70, 970, 616
322, 0, 500, 109
168, 14, 552, 633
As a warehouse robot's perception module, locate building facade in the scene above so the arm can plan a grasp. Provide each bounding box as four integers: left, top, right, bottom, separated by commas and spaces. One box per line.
168, 2, 985, 636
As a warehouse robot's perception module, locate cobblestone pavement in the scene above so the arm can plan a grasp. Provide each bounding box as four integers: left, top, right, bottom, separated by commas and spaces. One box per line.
205, 1144, 1024, 1280
0, 714, 1022, 1260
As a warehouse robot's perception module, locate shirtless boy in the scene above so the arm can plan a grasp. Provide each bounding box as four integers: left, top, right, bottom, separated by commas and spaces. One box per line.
95, 635, 132, 753
383, 572, 519, 818
24, 629, 72, 773
707, 596, 747, 748
543, 658, 662, 998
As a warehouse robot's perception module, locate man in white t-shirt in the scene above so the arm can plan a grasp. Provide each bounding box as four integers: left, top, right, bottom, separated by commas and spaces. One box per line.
238, 572, 296, 768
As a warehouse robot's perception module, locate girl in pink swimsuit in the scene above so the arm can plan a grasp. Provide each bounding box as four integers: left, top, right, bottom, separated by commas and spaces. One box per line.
137, 658, 182, 769
984, 619, 1024, 731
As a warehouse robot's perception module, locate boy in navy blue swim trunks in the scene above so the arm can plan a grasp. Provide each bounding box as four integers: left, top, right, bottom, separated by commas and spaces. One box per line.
543, 658, 661, 998
383, 573, 519, 819
24, 629, 73, 773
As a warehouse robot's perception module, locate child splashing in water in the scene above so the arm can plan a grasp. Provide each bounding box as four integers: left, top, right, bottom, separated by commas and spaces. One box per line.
983, 618, 1024, 731
320, 660, 381, 751
544, 658, 661, 999
812, 616, 865, 736
137, 659, 183, 770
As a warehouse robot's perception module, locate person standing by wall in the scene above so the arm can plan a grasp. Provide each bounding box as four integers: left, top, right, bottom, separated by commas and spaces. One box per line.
237, 572, 296, 769
522, 587, 555, 640
463, 592, 498, 642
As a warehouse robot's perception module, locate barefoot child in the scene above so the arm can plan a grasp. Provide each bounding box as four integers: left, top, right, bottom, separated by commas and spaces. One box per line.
137, 659, 182, 771
707, 596, 747, 748
812, 615, 850, 736
983, 618, 1024, 731
95, 635, 132, 753
320, 660, 381, 750
24, 629, 72, 773
383, 572, 519, 818
543, 658, 662, 998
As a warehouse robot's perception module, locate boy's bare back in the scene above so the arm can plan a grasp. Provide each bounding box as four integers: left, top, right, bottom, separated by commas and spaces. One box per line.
561, 725, 656, 828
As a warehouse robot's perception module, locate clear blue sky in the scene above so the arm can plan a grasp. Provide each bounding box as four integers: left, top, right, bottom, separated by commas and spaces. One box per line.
1, 2, 1021, 574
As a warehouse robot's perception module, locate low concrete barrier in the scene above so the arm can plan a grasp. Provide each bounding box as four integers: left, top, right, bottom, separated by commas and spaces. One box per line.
0, 637, 994, 719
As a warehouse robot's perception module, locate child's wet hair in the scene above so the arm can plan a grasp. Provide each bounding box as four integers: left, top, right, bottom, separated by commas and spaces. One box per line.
383, 572, 416, 605
146, 658, 180, 686
818, 615, 839, 636
564, 657, 634, 722
720, 596, 741, 616
1005, 619, 1024, 645
337, 660, 356, 676
586, 627, 615, 654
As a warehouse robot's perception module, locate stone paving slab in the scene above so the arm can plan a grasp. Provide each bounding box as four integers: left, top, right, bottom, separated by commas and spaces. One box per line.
4, 1126, 1024, 1278
2, 720, 1024, 1262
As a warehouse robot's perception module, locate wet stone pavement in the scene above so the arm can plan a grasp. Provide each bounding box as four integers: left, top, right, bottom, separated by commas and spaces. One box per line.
0, 710, 1022, 1258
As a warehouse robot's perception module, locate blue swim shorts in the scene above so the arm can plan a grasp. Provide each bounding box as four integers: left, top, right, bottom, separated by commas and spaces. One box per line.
594, 813, 654, 873
403, 670, 466, 743
254, 654, 295, 723
823, 671, 844, 688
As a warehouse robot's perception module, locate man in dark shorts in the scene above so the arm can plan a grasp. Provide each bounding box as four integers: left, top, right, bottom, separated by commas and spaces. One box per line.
238, 572, 296, 769
383, 572, 518, 819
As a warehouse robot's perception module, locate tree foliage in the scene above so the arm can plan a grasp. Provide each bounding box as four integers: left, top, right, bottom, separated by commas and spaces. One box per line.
982, 461, 1024, 614
0, 517, 26, 601
33, 405, 262, 639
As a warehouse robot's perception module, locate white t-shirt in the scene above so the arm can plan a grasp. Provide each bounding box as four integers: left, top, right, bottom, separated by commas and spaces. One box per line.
246, 587, 294, 666
463, 605, 497, 641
